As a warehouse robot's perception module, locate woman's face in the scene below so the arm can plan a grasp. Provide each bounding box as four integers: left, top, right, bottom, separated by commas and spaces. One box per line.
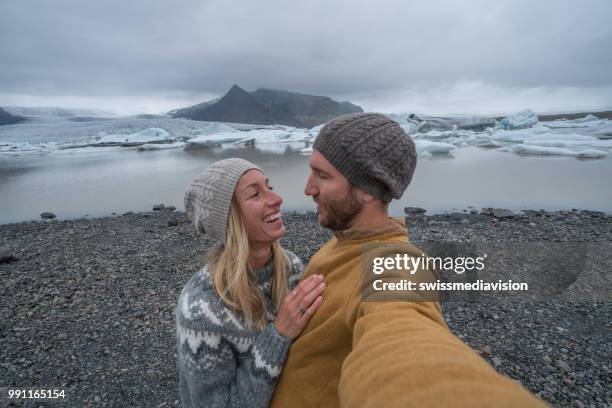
234, 169, 286, 246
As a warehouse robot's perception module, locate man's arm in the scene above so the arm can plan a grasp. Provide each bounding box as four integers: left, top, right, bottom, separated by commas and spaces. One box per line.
338, 246, 548, 407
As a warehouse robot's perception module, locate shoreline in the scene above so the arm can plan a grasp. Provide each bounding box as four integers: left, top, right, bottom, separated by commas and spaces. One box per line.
2, 205, 611, 227
1, 211, 610, 407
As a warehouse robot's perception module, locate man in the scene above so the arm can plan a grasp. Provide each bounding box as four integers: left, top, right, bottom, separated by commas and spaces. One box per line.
270, 113, 547, 407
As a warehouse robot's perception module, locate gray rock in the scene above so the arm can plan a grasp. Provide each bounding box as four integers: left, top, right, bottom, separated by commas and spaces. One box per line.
0, 247, 18, 264
40, 212, 56, 219
404, 206, 426, 215
491, 208, 515, 218
167, 220, 179, 227
480, 207, 496, 216
556, 359, 572, 372
571, 400, 585, 408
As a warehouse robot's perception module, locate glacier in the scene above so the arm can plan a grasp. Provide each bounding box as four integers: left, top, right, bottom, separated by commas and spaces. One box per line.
1, 108, 611, 161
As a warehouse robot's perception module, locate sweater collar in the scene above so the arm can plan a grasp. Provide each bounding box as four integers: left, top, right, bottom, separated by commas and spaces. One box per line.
254, 256, 275, 286
333, 217, 407, 242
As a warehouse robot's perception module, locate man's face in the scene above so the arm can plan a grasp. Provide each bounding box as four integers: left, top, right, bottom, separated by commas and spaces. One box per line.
304, 150, 363, 231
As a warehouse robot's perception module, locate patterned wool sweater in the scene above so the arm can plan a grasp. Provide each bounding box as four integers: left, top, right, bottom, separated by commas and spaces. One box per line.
176, 250, 304, 408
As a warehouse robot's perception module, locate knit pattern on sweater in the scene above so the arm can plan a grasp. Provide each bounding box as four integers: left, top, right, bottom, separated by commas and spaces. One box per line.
176, 250, 303, 408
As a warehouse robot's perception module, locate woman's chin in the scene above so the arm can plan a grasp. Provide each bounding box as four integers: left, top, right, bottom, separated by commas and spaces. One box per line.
269, 222, 287, 240
262, 219, 287, 241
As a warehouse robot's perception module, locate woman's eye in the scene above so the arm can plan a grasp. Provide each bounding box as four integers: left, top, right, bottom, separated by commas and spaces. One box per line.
268, 185, 274, 191
250, 192, 259, 198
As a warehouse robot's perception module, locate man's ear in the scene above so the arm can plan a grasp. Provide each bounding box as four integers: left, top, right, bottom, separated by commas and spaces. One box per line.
355, 188, 376, 203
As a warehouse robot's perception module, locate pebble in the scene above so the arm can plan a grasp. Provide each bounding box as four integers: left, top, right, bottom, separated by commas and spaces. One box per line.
0, 246, 18, 264
1, 210, 610, 407
556, 359, 572, 372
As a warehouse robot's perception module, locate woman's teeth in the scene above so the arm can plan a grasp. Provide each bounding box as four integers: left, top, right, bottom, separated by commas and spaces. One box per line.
264, 212, 281, 223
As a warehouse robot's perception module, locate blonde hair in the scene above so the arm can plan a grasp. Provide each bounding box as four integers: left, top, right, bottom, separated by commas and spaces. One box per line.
207, 198, 290, 330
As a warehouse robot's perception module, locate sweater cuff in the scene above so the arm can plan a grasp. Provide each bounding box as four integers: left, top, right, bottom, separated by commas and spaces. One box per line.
271, 322, 290, 340
252, 323, 293, 377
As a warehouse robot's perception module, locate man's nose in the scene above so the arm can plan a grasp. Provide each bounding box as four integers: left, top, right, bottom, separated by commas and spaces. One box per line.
304, 174, 316, 196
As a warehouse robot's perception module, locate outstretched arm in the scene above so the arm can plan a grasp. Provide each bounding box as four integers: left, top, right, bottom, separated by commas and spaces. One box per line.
339, 246, 548, 407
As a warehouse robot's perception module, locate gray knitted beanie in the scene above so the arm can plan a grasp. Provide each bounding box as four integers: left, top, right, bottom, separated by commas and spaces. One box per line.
313, 112, 417, 202
184, 158, 262, 243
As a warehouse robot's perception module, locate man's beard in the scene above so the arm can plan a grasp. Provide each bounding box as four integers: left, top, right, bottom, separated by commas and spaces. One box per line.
316, 188, 363, 231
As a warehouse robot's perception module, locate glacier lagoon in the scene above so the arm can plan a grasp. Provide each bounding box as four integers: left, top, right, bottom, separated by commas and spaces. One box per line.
1, 111, 612, 224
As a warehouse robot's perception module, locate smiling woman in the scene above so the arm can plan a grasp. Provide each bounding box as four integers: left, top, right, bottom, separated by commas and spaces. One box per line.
176, 158, 325, 408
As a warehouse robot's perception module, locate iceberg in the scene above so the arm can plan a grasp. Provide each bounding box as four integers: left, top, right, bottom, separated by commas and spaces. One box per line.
523, 137, 612, 149
185, 132, 248, 147
96, 128, 174, 145
138, 142, 186, 151
497, 109, 539, 130
488, 126, 551, 142
241, 129, 309, 144
576, 149, 608, 159
418, 129, 475, 140
0, 141, 54, 156
541, 114, 606, 129
300, 146, 314, 155
415, 140, 456, 155
511, 144, 607, 159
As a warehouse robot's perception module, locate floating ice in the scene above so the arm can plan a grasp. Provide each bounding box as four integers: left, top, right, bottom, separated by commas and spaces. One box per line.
300, 146, 313, 155
488, 126, 551, 142
138, 142, 186, 151
415, 140, 456, 155
511, 144, 607, 159
97, 128, 174, 144
576, 149, 608, 159
541, 114, 605, 128
497, 109, 539, 130
185, 132, 249, 147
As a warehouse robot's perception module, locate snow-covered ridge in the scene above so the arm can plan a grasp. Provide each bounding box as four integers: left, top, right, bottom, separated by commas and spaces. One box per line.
1, 109, 611, 160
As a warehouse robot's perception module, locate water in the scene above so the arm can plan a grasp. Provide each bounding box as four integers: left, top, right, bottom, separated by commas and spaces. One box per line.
1, 144, 611, 224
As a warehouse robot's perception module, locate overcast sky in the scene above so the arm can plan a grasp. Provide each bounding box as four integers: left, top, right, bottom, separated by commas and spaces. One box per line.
1, 0, 611, 115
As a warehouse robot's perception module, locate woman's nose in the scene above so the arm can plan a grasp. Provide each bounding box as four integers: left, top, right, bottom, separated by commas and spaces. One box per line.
268, 190, 283, 207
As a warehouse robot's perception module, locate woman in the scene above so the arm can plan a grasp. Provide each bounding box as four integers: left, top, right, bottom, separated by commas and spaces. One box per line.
177, 158, 325, 408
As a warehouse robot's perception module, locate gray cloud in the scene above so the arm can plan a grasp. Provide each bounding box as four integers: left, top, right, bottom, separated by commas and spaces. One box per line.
1, 0, 611, 113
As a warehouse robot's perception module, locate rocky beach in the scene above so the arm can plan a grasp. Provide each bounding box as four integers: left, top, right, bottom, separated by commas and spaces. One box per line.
1, 209, 611, 407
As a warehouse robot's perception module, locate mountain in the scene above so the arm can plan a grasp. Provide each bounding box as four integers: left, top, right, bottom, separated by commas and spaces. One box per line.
0, 107, 24, 125
170, 85, 363, 128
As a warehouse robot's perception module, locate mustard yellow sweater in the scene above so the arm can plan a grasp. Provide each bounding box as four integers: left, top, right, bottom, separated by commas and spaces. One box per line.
270, 218, 547, 407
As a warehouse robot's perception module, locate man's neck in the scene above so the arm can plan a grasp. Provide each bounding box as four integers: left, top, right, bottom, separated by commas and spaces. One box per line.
345, 208, 390, 231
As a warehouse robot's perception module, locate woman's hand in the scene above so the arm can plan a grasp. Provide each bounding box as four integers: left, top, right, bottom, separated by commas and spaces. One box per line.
274, 274, 325, 339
